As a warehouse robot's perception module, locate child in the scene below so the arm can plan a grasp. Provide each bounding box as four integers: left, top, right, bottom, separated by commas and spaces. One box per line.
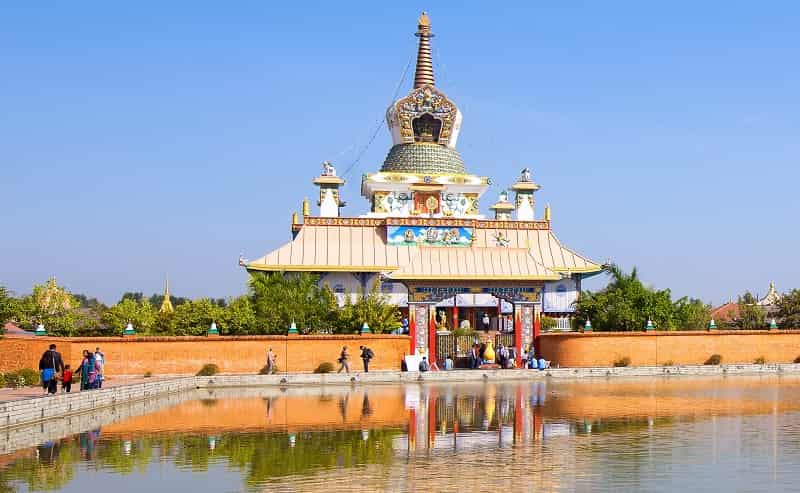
62, 365, 73, 393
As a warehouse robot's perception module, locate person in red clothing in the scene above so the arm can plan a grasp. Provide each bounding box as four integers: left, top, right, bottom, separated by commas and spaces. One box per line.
62, 365, 73, 393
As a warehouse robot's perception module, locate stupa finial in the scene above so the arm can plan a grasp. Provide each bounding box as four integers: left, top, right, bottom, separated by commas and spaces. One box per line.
413, 12, 435, 88
159, 276, 174, 314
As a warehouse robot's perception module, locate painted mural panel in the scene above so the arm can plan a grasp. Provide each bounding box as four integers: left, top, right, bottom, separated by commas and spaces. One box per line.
409, 286, 540, 303
542, 278, 578, 313
521, 304, 534, 350
413, 304, 429, 351
387, 225, 473, 247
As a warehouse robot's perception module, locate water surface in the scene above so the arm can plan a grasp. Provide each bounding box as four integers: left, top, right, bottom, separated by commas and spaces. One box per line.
3, 375, 800, 492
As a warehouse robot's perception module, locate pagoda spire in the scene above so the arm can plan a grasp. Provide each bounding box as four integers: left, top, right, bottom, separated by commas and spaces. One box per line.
413, 12, 435, 88
159, 277, 174, 314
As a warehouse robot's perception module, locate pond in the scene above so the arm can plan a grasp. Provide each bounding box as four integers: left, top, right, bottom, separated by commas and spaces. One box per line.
3, 375, 800, 492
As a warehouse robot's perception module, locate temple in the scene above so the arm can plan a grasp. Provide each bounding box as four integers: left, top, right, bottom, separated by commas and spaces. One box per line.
243, 13, 602, 362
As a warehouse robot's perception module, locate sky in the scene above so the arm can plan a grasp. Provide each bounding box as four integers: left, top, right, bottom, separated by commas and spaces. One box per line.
2, 1, 799, 305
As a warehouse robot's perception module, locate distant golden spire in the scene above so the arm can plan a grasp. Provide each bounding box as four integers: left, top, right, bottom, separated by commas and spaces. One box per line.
159, 277, 174, 314
413, 12, 435, 88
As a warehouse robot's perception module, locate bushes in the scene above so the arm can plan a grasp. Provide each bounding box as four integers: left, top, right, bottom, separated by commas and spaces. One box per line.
143, 371, 152, 378
2, 369, 39, 387
795, 355, 800, 364
613, 356, 631, 367
259, 364, 278, 375
662, 360, 674, 366
313, 362, 335, 374
196, 364, 219, 376
705, 354, 722, 365
754, 356, 766, 364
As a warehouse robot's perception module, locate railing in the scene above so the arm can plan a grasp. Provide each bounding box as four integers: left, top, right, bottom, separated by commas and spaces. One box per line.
495, 333, 514, 349
436, 334, 476, 367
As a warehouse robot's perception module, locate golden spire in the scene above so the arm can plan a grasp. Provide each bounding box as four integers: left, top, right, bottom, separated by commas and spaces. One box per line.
159, 277, 174, 314
413, 12, 435, 88
302, 198, 310, 217
544, 204, 551, 221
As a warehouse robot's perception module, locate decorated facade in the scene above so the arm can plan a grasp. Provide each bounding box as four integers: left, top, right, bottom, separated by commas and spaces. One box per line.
243, 13, 602, 360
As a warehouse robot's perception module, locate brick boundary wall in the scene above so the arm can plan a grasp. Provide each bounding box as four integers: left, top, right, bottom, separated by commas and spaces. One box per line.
0, 334, 410, 376
538, 330, 800, 367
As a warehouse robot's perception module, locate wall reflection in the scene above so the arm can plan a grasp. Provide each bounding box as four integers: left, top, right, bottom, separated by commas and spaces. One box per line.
3, 375, 800, 492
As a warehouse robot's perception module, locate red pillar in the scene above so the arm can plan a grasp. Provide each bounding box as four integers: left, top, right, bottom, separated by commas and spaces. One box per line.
409, 305, 417, 354
533, 312, 541, 357
452, 305, 459, 331
428, 305, 437, 364
514, 305, 523, 366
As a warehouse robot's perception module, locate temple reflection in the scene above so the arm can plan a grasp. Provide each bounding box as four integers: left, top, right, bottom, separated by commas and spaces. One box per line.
4, 376, 800, 492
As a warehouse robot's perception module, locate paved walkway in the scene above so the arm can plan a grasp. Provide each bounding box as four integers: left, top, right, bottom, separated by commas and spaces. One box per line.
0, 376, 171, 403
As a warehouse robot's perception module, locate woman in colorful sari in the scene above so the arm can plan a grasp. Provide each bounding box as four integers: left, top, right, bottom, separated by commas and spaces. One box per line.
79, 349, 97, 391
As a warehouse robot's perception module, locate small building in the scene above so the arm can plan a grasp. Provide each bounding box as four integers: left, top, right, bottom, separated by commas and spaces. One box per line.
243, 13, 603, 360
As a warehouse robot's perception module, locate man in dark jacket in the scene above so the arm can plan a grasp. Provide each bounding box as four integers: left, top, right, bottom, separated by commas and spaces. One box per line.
38, 344, 65, 395
359, 345, 374, 372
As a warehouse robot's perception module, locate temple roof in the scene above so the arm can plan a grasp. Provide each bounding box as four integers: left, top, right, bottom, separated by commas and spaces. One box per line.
389, 247, 559, 280
380, 143, 466, 175
246, 219, 601, 280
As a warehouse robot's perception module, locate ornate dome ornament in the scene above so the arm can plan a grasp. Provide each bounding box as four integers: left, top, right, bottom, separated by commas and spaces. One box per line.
383, 12, 465, 174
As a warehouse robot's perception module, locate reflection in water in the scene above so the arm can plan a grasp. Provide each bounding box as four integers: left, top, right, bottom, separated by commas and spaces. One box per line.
3, 376, 800, 492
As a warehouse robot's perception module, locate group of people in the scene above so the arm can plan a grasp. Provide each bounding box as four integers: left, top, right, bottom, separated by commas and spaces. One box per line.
336, 345, 375, 374
38, 344, 106, 395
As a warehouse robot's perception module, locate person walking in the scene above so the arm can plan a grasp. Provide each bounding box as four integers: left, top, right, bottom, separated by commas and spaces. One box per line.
62, 365, 73, 393
94, 347, 105, 389
359, 345, 373, 372
79, 349, 97, 391
266, 347, 276, 374
482, 313, 491, 332
337, 346, 350, 374
419, 357, 430, 372
38, 344, 64, 395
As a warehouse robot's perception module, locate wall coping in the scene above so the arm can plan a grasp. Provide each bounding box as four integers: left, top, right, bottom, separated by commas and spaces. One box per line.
2, 333, 410, 343
539, 330, 799, 338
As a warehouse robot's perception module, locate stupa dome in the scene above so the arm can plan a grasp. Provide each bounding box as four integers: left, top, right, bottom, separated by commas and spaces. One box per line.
382, 12, 465, 174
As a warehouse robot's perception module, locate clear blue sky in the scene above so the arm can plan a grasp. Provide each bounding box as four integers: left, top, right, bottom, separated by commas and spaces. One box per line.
2, 2, 799, 305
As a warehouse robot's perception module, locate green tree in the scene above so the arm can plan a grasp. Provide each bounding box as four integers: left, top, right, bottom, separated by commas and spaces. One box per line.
0, 286, 20, 329
120, 291, 144, 303
249, 272, 337, 334
102, 298, 157, 335
223, 296, 258, 335
776, 289, 800, 328
19, 278, 81, 336
575, 264, 706, 331
171, 298, 225, 335
334, 288, 401, 334
674, 297, 712, 330
737, 291, 765, 329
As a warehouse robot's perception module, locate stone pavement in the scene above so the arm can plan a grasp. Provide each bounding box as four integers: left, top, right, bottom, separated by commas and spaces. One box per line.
0, 376, 170, 403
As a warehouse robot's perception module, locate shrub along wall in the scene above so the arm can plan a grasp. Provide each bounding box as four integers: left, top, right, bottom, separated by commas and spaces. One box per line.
0, 334, 409, 376
539, 330, 800, 367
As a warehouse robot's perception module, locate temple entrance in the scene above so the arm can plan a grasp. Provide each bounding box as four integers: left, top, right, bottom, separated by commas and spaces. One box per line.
405, 283, 541, 368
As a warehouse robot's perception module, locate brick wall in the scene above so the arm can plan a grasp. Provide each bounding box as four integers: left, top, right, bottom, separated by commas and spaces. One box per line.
0, 334, 409, 376
539, 330, 800, 367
